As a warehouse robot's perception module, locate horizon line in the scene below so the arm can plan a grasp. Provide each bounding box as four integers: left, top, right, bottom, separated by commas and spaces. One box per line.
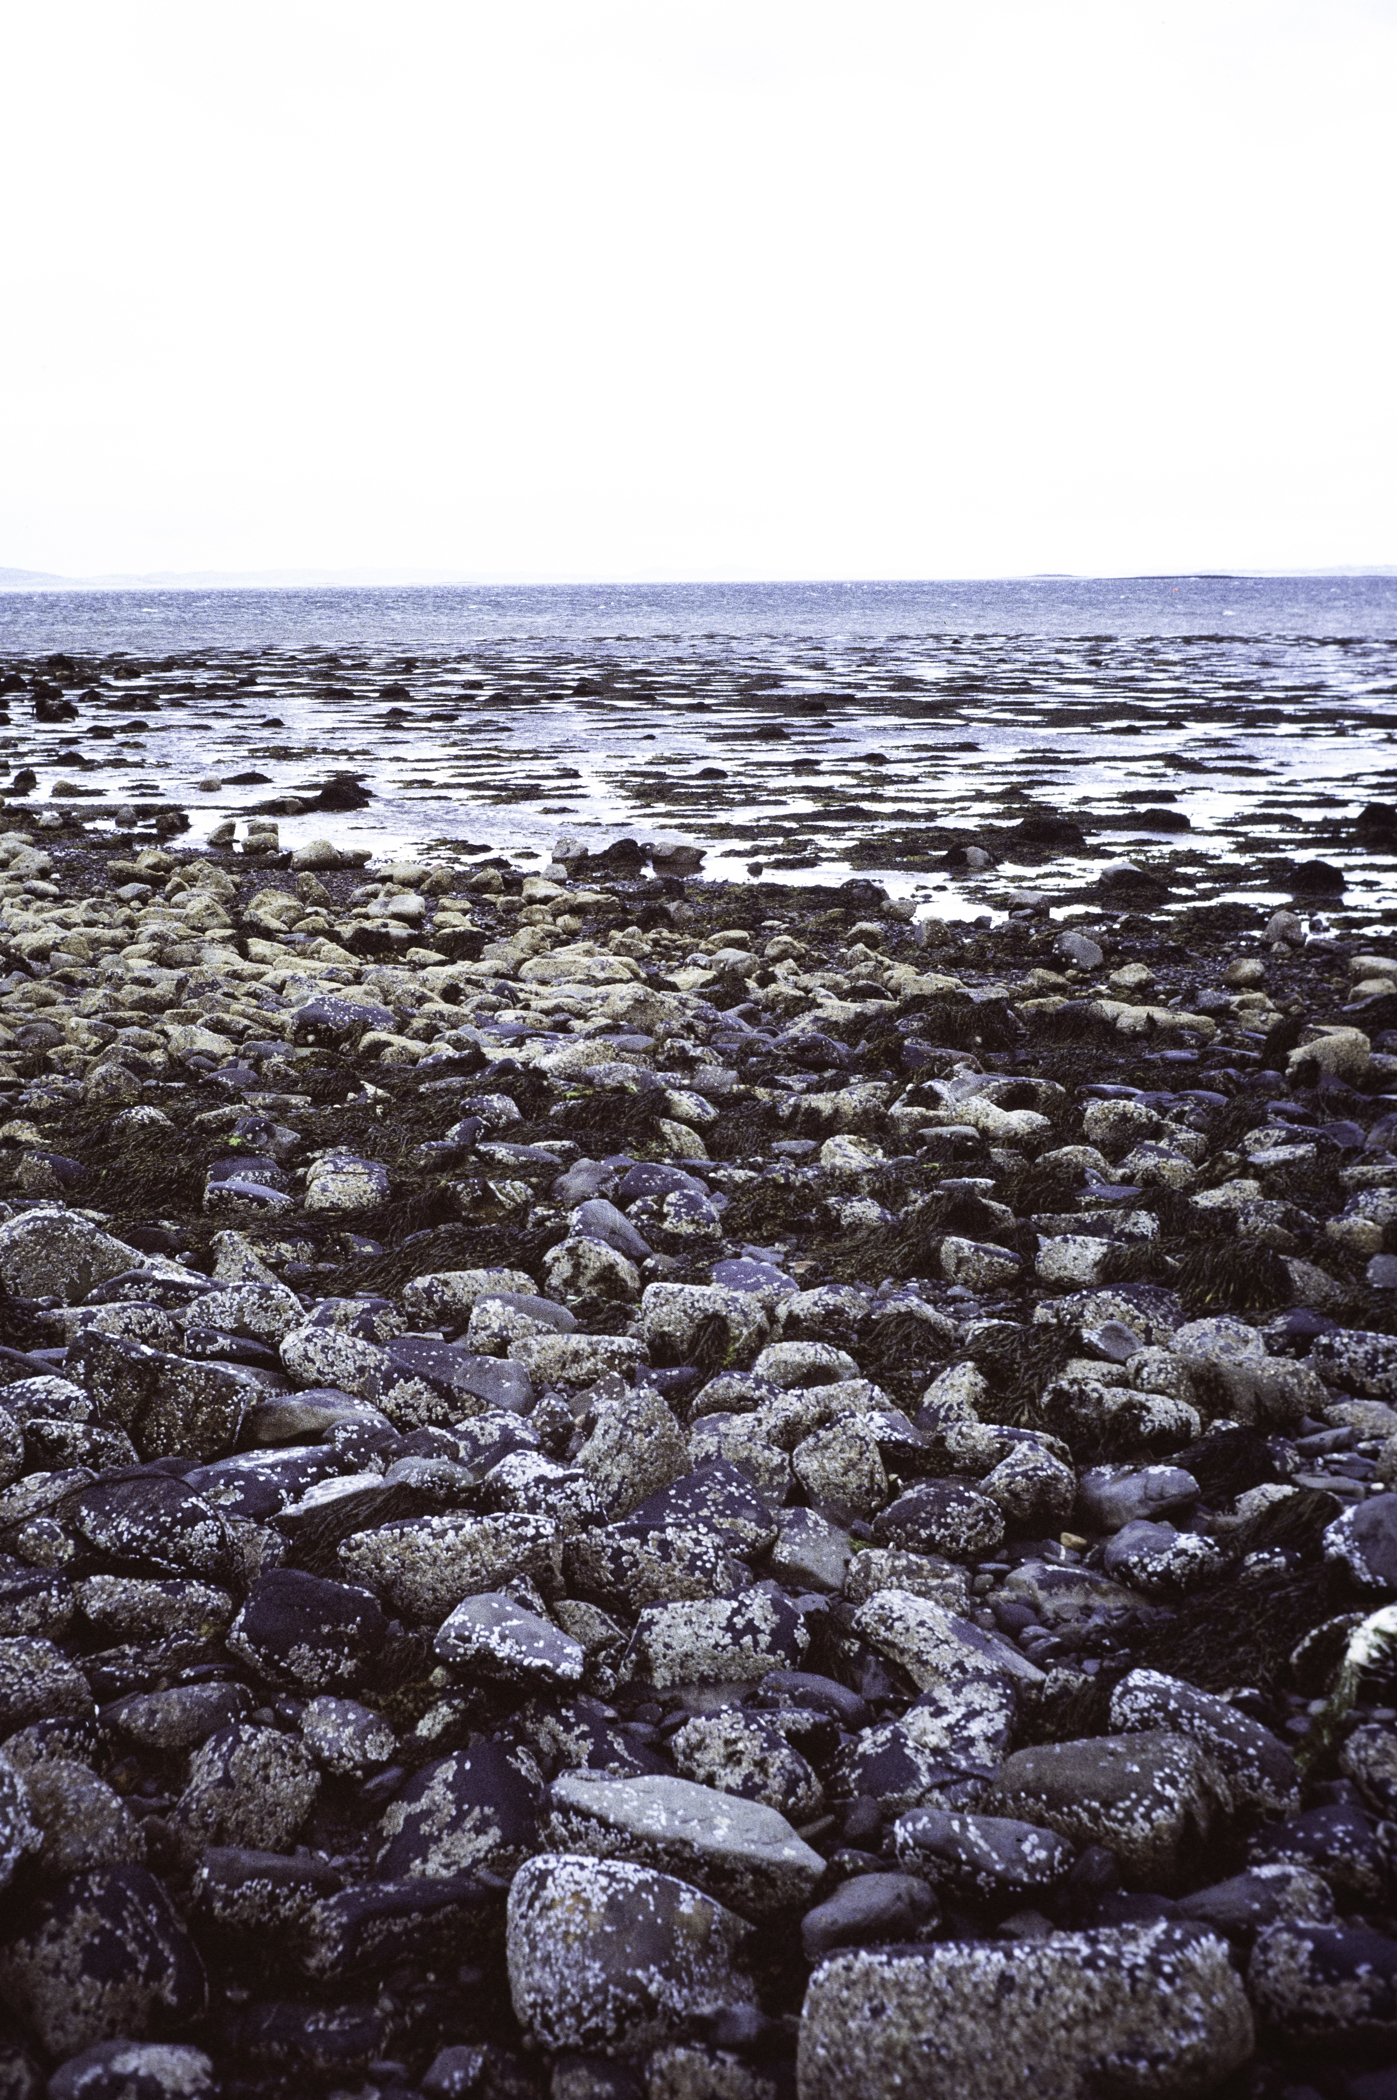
3, 563, 1396, 595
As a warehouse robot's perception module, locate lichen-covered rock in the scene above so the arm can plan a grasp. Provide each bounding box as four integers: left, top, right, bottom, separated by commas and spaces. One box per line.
226, 1570, 388, 1692
62, 1474, 230, 1581
0, 1759, 38, 1891
1323, 1494, 1397, 1591
980, 1439, 1076, 1529
506, 1854, 754, 2057
169, 1724, 321, 1861
1340, 1721, 1397, 1819
620, 1590, 810, 1688
0, 1865, 208, 2058
298, 1696, 397, 1780
668, 1709, 824, 1821
0, 1636, 95, 1732
892, 1809, 1074, 1907
796, 1924, 1253, 2100
542, 1772, 824, 1918
573, 1385, 689, 1521
640, 1283, 769, 1367
544, 1234, 641, 1302
375, 1741, 541, 1880
1108, 1669, 1299, 1820
106, 1682, 254, 1754
46, 2040, 216, 2100
0, 1210, 139, 1303
434, 1590, 585, 1688
20, 1760, 145, 1881
67, 1333, 258, 1462
1168, 1317, 1321, 1428
870, 1481, 1004, 1561
303, 1152, 390, 1211
1176, 1863, 1334, 1943
337, 1510, 559, 1622
1310, 1328, 1397, 1402
508, 1332, 646, 1388
988, 1732, 1230, 1892
191, 1845, 340, 1941
1249, 1919, 1397, 2045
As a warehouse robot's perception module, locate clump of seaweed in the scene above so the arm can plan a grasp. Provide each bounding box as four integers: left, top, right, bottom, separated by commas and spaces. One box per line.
1170, 1428, 1288, 1505
548, 1087, 666, 1153
720, 1175, 827, 1244
1125, 1564, 1344, 1696
857, 1309, 954, 1405
707, 1099, 785, 1161
966, 1322, 1079, 1429
1098, 1232, 1291, 1313
331, 1217, 565, 1297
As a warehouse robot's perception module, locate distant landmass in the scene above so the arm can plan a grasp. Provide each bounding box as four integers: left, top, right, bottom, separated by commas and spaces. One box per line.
0, 565, 480, 590
1, 563, 1394, 593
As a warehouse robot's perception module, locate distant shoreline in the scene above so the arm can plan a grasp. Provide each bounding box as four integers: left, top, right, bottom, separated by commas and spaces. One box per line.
3, 567, 1396, 595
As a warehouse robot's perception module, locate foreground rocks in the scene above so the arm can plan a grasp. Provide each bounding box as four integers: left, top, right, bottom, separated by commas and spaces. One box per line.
0, 822, 1394, 2094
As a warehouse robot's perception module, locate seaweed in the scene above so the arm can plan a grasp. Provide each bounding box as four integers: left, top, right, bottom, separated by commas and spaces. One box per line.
706, 1099, 785, 1161
1028, 1003, 1122, 1048
857, 1310, 954, 1405
966, 1323, 1079, 1429
1228, 1484, 1342, 1560
283, 1481, 440, 1578
548, 1088, 666, 1153
1174, 1237, 1293, 1314
1124, 1561, 1347, 1695
1170, 1428, 1287, 1506
824, 1200, 948, 1285
328, 1217, 565, 1298
719, 1175, 828, 1244
1098, 1233, 1291, 1314
0, 1295, 54, 1354
896, 993, 1024, 1055
1026, 1666, 1120, 1746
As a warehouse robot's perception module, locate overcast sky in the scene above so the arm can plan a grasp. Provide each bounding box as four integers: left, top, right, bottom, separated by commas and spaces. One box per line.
3, 0, 1394, 582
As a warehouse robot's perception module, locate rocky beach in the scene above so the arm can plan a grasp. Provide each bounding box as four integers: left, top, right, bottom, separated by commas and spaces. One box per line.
0, 621, 1396, 2099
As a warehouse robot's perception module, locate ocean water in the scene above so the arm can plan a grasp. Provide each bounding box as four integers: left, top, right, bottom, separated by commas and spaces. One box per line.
1, 574, 1395, 925
2, 573, 1394, 651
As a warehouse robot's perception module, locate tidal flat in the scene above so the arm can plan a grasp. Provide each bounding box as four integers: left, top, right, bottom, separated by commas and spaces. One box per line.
0, 624, 1392, 2097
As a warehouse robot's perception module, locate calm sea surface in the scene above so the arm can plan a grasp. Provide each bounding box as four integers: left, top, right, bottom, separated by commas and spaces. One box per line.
2, 574, 1394, 650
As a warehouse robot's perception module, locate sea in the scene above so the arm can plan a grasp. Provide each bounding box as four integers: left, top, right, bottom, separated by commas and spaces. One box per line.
1, 574, 1394, 925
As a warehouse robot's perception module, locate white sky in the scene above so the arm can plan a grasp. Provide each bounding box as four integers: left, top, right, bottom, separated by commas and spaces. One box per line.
3, 0, 1395, 582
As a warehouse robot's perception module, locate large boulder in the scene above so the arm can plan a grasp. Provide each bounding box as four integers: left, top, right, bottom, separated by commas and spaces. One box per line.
541, 1772, 824, 1919
0, 1866, 207, 2057
796, 1924, 1253, 2100
506, 1854, 754, 2057
988, 1733, 1230, 1892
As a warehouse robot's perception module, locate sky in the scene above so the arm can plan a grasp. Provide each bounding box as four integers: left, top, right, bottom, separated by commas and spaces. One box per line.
3, 0, 1395, 583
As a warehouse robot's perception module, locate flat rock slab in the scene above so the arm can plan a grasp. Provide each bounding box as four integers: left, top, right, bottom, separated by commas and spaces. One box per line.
543, 1771, 824, 1918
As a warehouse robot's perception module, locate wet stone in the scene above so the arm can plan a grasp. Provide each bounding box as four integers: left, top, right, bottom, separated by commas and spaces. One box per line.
989, 1732, 1231, 1893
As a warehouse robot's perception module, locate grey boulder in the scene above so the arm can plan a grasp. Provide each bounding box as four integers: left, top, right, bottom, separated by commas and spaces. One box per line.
797, 1924, 1253, 2100
542, 1771, 824, 1918
507, 1853, 754, 2057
